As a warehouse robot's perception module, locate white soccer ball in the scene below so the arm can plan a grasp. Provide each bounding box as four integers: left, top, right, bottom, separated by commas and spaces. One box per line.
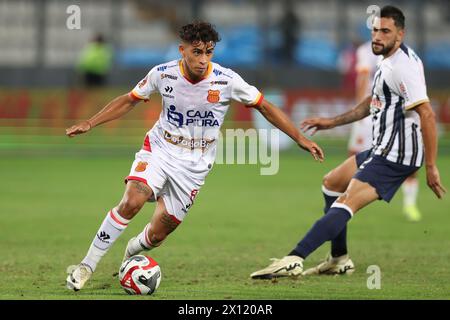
119, 255, 162, 295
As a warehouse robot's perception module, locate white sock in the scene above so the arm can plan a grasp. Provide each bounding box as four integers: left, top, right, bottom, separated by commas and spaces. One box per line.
402, 178, 419, 207
82, 208, 130, 272
127, 223, 155, 257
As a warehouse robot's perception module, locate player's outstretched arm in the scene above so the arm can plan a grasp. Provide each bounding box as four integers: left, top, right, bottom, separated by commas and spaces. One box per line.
66, 94, 138, 137
254, 99, 324, 162
300, 95, 372, 135
414, 102, 447, 199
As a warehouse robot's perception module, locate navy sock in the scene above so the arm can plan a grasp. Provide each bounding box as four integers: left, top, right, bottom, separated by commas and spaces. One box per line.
290, 205, 352, 259
323, 189, 348, 258
323, 192, 337, 214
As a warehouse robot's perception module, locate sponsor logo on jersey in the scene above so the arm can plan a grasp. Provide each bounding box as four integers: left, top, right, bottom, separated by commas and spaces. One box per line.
370, 96, 382, 113
135, 161, 148, 172
210, 80, 228, 86
138, 77, 147, 88
167, 105, 220, 127
161, 73, 178, 80
190, 189, 199, 202
167, 105, 184, 127
399, 82, 410, 101
207, 90, 220, 103
157, 65, 168, 72
162, 86, 175, 98
163, 130, 215, 151
213, 69, 222, 76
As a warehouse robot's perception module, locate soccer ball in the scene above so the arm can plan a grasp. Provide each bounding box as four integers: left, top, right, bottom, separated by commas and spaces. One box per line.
119, 255, 162, 295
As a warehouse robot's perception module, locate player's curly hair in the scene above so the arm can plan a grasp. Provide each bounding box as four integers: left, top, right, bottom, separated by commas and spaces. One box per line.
179, 21, 221, 45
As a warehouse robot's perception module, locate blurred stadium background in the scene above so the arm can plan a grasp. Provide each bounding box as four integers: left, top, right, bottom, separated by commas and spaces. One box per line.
1, 0, 449, 299
1, 0, 450, 152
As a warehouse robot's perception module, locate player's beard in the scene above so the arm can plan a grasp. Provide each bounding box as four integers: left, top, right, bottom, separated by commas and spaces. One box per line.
372, 40, 396, 56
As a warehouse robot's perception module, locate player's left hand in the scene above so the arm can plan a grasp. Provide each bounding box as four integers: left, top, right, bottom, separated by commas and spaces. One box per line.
298, 139, 324, 162
426, 165, 446, 199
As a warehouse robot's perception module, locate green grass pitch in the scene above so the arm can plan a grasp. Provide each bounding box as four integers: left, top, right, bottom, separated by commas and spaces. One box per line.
1, 138, 449, 300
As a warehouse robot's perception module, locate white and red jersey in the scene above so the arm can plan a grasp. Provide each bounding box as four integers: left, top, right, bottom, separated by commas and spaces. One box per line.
129, 59, 263, 173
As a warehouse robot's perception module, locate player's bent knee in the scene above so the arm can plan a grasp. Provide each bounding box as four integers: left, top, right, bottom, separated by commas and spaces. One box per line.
117, 198, 146, 219
323, 171, 345, 193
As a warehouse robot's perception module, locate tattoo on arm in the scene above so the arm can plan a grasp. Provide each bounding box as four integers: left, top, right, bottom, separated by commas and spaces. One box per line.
332, 96, 371, 127
160, 212, 179, 233
129, 181, 151, 196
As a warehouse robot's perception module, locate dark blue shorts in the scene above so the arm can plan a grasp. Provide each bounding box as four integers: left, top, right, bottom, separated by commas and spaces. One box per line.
354, 149, 420, 202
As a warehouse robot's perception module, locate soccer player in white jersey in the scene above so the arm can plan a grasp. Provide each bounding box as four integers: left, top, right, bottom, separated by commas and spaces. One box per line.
64, 22, 324, 291
351, 40, 422, 222
251, 6, 446, 279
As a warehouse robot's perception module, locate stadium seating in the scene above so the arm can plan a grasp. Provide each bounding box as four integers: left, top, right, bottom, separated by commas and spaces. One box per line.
0, 0, 449, 70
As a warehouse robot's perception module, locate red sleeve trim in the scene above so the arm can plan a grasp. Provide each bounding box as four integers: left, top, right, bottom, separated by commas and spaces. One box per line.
129, 90, 148, 102
245, 93, 264, 108
255, 93, 264, 106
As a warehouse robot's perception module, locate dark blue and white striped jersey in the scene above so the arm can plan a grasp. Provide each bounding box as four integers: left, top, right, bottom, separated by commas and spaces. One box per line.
370, 43, 429, 167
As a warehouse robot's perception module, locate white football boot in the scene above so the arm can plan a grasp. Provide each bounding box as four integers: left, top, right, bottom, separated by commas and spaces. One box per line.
122, 237, 137, 263
250, 255, 303, 279
122, 236, 151, 263
302, 254, 355, 276
66, 264, 93, 291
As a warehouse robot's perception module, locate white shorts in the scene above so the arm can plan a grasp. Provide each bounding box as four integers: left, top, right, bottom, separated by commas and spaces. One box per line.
125, 149, 206, 224
348, 117, 373, 154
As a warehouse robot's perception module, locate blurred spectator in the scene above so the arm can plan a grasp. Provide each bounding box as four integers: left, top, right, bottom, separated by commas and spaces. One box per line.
277, 0, 300, 64
77, 34, 113, 88
337, 38, 362, 96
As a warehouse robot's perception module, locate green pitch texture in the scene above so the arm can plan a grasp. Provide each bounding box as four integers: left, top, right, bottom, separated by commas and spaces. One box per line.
1, 135, 449, 300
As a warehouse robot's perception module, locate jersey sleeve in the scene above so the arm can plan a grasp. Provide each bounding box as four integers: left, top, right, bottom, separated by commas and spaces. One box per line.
129, 67, 159, 102
393, 60, 429, 110
230, 72, 264, 107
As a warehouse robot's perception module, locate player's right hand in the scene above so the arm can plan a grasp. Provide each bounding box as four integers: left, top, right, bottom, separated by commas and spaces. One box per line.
66, 120, 92, 137
426, 165, 447, 199
300, 118, 335, 136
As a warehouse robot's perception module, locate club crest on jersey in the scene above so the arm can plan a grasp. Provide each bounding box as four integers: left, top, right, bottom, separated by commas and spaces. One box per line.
135, 161, 148, 172
207, 90, 220, 103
